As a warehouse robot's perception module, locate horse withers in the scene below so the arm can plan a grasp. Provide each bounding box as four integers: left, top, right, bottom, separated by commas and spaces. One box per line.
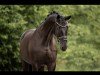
20, 11, 71, 71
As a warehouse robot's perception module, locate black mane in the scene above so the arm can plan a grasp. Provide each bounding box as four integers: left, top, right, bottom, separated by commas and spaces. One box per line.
48, 11, 59, 16
40, 11, 59, 26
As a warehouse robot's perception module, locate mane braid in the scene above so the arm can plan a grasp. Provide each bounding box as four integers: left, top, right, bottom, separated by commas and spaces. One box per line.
39, 11, 59, 27
45, 11, 59, 21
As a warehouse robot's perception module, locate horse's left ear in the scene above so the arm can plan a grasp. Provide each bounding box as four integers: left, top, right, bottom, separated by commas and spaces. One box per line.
64, 16, 71, 21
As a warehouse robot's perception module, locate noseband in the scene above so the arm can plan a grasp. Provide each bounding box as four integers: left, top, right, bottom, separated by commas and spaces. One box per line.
55, 21, 68, 41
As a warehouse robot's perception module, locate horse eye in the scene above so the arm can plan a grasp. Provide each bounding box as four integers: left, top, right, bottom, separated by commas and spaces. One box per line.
66, 28, 68, 34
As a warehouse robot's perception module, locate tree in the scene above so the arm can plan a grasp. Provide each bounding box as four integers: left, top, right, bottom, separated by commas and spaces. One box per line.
0, 5, 27, 71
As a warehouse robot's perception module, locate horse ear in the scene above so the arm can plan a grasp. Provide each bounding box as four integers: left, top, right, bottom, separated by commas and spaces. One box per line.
65, 16, 71, 21
57, 15, 60, 19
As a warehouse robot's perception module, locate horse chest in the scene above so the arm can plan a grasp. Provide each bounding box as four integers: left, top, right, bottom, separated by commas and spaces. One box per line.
43, 47, 57, 63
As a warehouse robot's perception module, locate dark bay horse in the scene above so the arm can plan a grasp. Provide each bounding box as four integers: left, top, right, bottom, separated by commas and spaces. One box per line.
20, 11, 71, 71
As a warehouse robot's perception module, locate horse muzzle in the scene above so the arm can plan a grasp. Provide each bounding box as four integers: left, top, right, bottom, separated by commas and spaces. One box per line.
61, 44, 67, 51
60, 39, 67, 51
57, 36, 67, 51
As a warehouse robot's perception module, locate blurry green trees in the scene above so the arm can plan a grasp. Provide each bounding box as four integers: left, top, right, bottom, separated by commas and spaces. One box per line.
0, 5, 27, 71
0, 5, 100, 71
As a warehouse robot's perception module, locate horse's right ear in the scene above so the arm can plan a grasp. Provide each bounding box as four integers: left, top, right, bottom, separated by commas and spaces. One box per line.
65, 15, 71, 21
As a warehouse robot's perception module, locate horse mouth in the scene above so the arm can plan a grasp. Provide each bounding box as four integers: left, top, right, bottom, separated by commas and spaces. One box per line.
61, 46, 67, 51
60, 40, 67, 51
61, 44, 67, 51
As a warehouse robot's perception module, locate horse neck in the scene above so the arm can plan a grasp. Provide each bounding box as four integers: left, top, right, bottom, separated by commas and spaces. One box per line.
38, 18, 56, 47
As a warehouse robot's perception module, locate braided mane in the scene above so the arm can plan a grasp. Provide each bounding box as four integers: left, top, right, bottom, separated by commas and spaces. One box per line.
39, 11, 59, 26
45, 11, 59, 20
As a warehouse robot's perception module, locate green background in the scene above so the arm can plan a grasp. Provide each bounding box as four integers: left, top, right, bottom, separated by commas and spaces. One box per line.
0, 5, 100, 71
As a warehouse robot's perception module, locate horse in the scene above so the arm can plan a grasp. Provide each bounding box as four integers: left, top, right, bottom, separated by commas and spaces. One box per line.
20, 11, 71, 71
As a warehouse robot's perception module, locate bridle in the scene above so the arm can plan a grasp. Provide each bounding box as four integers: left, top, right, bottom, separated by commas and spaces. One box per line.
55, 21, 68, 41
55, 21, 68, 28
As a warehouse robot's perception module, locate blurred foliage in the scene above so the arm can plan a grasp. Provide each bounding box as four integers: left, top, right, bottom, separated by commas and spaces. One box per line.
0, 5, 100, 71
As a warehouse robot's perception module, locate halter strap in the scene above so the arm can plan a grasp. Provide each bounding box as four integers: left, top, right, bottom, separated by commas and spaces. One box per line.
58, 36, 67, 41
55, 20, 68, 41
55, 21, 68, 28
